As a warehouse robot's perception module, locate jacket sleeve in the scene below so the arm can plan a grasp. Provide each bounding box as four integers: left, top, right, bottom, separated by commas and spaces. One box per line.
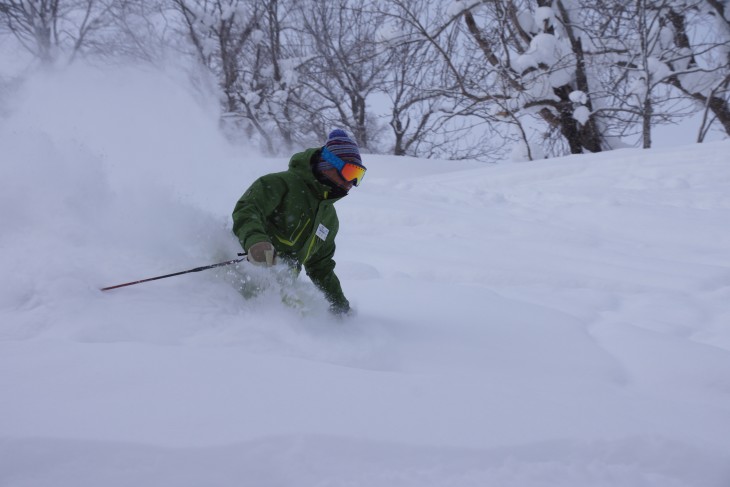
304, 235, 350, 312
232, 176, 287, 251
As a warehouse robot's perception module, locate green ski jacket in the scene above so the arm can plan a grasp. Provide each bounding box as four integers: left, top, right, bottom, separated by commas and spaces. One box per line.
232, 148, 349, 311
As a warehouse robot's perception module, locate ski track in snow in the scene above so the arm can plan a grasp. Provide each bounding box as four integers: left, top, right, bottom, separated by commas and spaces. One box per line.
1, 66, 730, 486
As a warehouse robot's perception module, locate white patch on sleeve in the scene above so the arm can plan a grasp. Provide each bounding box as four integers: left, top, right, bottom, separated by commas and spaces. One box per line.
315, 223, 330, 241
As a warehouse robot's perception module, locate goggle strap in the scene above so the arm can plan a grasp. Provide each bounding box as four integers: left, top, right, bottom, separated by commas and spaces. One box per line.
321, 147, 345, 171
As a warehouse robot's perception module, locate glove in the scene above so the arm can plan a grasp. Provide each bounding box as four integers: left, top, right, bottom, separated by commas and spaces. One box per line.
329, 302, 355, 318
247, 241, 276, 266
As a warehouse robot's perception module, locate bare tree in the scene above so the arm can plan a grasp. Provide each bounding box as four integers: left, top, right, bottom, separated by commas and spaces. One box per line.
0, 0, 61, 63
296, 0, 392, 150
94, 0, 176, 64
0, 0, 114, 64
601, 0, 691, 148
375, 0, 522, 160
386, 39, 445, 156
372, 5, 439, 155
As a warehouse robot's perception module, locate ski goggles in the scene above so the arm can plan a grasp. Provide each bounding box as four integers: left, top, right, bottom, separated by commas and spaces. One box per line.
321, 147, 367, 186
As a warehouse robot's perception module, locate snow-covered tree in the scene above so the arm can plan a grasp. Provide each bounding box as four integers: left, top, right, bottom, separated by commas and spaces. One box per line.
581, 0, 730, 147
379, 0, 607, 158
663, 0, 730, 139
376, 0, 729, 157
243, 0, 303, 151
172, 0, 278, 148
506, 0, 604, 154
4, 0, 726, 158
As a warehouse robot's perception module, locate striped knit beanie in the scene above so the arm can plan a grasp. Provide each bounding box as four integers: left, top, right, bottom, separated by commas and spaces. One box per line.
317, 129, 363, 172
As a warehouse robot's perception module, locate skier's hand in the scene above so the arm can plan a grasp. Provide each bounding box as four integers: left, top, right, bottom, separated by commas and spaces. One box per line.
330, 303, 355, 319
248, 241, 276, 266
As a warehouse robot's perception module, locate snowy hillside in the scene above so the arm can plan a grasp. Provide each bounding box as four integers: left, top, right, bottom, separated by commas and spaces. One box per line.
1, 66, 730, 487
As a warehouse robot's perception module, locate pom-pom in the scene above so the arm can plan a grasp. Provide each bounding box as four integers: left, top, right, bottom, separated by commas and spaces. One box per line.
328, 129, 349, 139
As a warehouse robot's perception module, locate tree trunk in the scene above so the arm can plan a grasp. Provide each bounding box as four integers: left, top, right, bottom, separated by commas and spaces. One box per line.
391, 114, 406, 156
351, 94, 368, 150
551, 87, 603, 154
642, 97, 652, 148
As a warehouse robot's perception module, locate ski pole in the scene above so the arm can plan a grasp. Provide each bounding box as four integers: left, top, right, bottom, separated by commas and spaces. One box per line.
100, 253, 247, 291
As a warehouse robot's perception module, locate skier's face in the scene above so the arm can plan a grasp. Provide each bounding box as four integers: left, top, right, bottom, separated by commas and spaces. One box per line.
320, 167, 354, 192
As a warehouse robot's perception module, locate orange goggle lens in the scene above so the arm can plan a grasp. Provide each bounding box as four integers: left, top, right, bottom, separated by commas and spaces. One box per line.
339, 161, 367, 186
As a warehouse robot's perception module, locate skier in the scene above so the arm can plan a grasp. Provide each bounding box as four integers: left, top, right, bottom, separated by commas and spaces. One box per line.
232, 129, 367, 316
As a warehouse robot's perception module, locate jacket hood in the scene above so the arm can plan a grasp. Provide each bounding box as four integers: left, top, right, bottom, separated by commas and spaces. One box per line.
288, 148, 346, 201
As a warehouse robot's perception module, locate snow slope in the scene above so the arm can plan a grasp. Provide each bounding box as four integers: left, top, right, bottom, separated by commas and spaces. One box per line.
1, 66, 730, 487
